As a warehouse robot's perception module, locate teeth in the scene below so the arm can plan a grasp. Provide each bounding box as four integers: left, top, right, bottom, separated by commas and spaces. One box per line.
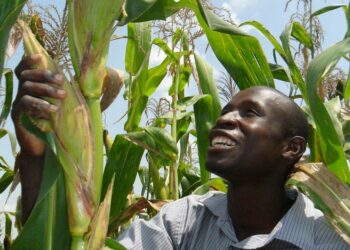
211, 136, 236, 147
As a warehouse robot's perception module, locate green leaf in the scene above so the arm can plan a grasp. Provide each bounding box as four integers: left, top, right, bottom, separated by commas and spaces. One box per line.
13, 150, 70, 250
105, 238, 126, 250
125, 57, 170, 132
176, 116, 191, 143
119, 0, 191, 25
124, 127, 178, 162
0, 170, 13, 194
192, 178, 227, 195
194, 96, 214, 184
239, 20, 306, 91
102, 135, 144, 219
194, 1, 275, 89
125, 22, 152, 76
291, 22, 313, 50
280, 24, 307, 96
311, 4, 347, 18
193, 53, 222, 184
144, 57, 171, 96
5, 213, 12, 239
177, 95, 208, 111
0, 70, 13, 127
0, 0, 27, 83
179, 131, 190, 164
306, 37, 350, 184
240, 21, 286, 58
194, 54, 221, 116
269, 64, 293, 83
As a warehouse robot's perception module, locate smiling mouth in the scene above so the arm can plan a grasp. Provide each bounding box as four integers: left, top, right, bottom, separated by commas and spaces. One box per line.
210, 135, 237, 148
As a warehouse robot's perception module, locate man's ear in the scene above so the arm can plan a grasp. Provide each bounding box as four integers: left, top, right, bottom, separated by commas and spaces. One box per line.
281, 136, 306, 162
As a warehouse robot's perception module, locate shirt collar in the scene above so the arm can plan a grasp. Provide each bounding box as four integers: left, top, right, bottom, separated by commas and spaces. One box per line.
200, 190, 316, 249
273, 191, 316, 249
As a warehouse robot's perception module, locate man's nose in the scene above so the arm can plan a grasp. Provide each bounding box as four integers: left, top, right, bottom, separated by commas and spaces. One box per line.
215, 111, 240, 130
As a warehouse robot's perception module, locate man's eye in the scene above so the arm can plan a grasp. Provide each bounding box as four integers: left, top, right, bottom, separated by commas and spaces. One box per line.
245, 109, 259, 117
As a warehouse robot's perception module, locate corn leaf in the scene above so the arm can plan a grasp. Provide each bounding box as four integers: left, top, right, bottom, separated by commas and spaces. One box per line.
0, 0, 26, 83
13, 150, 70, 250
87, 177, 115, 250
311, 4, 347, 18
119, 0, 190, 25
269, 64, 294, 83
193, 178, 227, 195
105, 238, 126, 250
193, 53, 221, 184
290, 22, 313, 50
194, 96, 214, 184
125, 57, 170, 132
0, 170, 13, 194
194, 1, 274, 89
177, 95, 208, 111
125, 22, 152, 76
280, 24, 307, 96
124, 127, 178, 162
240, 21, 286, 58
102, 135, 144, 219
306, 38, 350, 184
286, 163, 350, 244
0, 70, 13, 127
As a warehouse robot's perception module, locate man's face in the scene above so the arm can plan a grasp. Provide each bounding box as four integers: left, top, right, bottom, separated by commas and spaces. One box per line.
206, 87, 288, 181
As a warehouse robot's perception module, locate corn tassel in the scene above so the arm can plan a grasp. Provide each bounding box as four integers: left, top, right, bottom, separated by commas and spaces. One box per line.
286, 163, 350, 245
20, 20, 95, 248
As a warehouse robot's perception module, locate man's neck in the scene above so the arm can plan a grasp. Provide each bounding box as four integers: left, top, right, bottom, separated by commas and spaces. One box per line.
227, 180, 294, 241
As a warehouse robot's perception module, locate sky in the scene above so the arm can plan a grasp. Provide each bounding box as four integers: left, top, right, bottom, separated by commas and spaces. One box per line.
0, 0, 348, 227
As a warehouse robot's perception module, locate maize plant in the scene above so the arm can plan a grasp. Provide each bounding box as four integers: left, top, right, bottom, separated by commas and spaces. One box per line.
14, 0, 124, 248
20, 20, 95, 248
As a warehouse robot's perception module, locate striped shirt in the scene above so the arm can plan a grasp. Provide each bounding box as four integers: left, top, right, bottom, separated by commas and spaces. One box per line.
118, 191, 350, 249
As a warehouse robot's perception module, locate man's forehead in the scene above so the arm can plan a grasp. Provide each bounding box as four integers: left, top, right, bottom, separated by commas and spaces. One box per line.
230, 87, 284, 105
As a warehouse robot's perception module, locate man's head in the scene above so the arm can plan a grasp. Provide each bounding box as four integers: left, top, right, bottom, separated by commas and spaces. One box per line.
206, 86, 308, 183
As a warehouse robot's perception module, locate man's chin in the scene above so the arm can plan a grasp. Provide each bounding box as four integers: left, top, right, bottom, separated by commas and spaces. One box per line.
205, 161, 231, 179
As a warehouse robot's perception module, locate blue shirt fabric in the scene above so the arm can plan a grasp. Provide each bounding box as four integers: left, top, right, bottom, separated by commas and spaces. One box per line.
118, 191, 350, 249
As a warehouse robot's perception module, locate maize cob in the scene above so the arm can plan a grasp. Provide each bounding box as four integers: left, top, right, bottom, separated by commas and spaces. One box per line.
20, 20, 95, 248
286, 163, 350, 245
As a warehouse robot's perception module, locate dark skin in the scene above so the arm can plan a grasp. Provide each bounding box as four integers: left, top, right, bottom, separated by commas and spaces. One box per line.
12, 54, 66, 222
206, 87, 306, 240
13, 57, 307, 240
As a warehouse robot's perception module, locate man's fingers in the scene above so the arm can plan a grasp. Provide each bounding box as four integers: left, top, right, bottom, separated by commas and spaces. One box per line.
20, 95, 59, 119
15, 54, 42, 78
20, 69, 64, 86
21, 81, 66, 99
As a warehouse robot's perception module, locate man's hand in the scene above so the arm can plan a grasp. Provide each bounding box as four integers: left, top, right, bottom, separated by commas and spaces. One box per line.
11, 54, 66, 157
11, 54, 66, 223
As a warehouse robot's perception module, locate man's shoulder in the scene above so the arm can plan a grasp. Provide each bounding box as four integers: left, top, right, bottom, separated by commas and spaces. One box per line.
161, 191, 226, 214
297, 192, 350, 248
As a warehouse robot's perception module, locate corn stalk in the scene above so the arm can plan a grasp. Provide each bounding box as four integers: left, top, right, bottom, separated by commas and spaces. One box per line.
18, 0, 125, 247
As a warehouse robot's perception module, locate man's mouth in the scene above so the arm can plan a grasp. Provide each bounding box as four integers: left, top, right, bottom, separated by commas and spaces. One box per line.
211, 135, 237, 148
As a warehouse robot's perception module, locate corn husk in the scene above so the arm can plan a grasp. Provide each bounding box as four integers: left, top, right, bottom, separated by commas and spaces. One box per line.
68, 0, 125, 98
19, 20, 95, 240
286, 163, 350, 245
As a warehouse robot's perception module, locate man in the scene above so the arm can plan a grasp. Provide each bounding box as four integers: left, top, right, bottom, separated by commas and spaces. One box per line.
13, 55, 349, 249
